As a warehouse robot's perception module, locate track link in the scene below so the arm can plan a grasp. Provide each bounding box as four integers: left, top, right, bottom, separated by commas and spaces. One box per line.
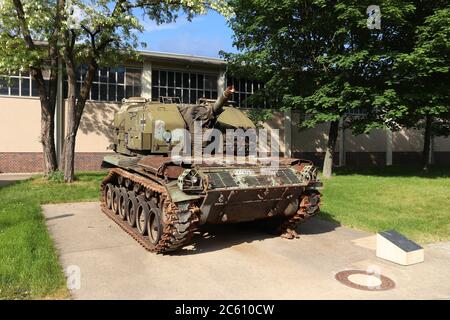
100, 168, 200, 254
275, 190, 321, 239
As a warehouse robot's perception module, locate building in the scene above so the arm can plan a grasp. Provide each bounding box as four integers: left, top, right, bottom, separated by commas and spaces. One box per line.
0, 50, 449, 173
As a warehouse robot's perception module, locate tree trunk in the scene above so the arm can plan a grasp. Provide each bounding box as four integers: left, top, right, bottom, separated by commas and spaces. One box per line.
40, 103, 58, 175
33, 73, 58, 176
62, 60, 77, 182
63, 109, 77, 183
422, 114, 433, 171
62, 49, 97, 182
322, 120, 340, 179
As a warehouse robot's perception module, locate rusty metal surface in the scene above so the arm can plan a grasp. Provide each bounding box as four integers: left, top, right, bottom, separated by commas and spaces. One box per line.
276, 190, 321, 239
335, 270, 396, 291
137, 157, 188, 179
102, 153, 323, 250
137, 156, 315, 173
195, 157, 312, 168
201, 186, 303, 224
164, 165, 186, 179
137, 157, 173, 174
101, 168, 200, 253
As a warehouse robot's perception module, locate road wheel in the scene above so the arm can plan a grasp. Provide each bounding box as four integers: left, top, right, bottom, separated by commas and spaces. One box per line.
118, 189, 128, 221
105, 183, 113, 209
126, 192, 138, 228
136, 196, 150, 235
147, 200, 162, 245
112, 187, 120, 214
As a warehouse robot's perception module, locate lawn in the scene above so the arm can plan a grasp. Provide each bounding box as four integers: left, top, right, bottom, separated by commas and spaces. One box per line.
321, 166, 450, 243
0, 172, 105, 299
0, 166, 449, 299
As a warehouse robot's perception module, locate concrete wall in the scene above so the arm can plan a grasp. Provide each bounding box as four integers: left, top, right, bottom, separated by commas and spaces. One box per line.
0, 97, 42, 152
288, 110, 450, 166
0, 98, 116, 172
74, 101, 119, 153
0, 98, 119, 154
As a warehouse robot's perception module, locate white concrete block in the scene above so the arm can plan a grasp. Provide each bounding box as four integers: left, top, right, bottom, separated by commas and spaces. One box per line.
376, 230, 424, 266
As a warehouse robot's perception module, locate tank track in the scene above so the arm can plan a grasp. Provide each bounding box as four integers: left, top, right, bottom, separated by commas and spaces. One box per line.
273, 190, 321, 239
100, 168, 200, 254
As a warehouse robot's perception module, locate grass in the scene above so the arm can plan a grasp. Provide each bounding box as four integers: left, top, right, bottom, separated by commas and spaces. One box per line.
320, 166, 450, 243
0, 166, 449, 299
0, 172, 105, 299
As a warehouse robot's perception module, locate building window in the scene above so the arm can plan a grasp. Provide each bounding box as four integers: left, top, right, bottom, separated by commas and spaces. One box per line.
64, 66, 142, 102
0, 71, 41, 97
152, 69, 218, 104
226, 77, 264, 108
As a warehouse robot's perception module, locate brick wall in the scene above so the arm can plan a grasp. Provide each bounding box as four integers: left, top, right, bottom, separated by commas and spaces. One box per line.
1, 151, 449, 173
0, 152, 110, 173
294, 151, 450, 167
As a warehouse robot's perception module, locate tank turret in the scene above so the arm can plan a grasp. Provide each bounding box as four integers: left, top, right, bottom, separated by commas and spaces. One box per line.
101, 86, 322, 254
110, 86, 253, 157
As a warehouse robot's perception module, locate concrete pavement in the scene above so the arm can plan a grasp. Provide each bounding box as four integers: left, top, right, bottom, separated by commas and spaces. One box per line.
43, 202, 450, 300
0, 173, 33, 187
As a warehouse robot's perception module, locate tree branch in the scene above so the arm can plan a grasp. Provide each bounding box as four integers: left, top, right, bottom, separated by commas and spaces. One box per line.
47, 0, 65, 111
12, 0, 35, 50
12, 0, 49, 104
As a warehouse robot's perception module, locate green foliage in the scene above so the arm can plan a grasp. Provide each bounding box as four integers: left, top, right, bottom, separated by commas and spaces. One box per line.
0, 1, 233, 73
0, 0, 233, 181
47, 170, 65, 183
387, 5, 450, 135
0, 0, 51, 74
224, 0, 449, 137
247, 108, 274, 127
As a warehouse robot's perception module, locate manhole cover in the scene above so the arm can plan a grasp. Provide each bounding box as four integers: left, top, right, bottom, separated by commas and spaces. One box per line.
335, 270, 395, 291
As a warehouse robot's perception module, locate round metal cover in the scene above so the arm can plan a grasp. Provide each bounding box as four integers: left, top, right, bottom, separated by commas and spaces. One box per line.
335, 270, 395, 291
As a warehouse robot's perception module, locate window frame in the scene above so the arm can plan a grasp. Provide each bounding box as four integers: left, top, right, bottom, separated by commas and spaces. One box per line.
64, 66, 142, 102
0, 71, 38, 98
151, 69, 219, 104
226, 77, 264, 108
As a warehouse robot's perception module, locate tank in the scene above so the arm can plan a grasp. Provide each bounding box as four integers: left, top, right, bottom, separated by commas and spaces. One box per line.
100, 87, 322, 253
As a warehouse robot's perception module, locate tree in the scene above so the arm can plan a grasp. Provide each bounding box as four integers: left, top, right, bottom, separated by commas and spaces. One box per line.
224, 0, 417, 178
390, 5, 450, 170
1, 0, 232, 181
59, 0, 232, 182
0, 0, 62, 175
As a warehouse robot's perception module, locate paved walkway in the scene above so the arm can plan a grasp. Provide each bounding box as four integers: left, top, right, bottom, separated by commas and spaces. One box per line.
43, 202, 450, 300
0, 173, 33, 187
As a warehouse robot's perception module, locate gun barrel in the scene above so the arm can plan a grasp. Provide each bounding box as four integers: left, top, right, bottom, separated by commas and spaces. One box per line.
212, 86, 235, 115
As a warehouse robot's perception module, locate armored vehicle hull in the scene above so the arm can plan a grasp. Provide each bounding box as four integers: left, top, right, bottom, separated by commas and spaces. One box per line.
100, 88, 322, 253
101, 155, 321, 253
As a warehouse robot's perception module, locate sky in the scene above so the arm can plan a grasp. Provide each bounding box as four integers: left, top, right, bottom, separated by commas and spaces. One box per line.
138, 11, 238, 58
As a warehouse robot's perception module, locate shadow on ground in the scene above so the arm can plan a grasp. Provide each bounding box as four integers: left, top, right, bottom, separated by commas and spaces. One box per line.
174, 215, 340, 255
0, 175, 32, 188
